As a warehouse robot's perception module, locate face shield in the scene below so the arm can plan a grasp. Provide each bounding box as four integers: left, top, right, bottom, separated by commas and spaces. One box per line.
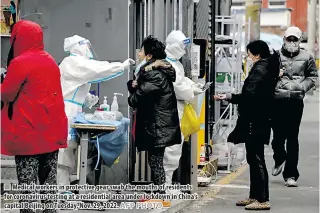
183, 38, 191, 50
78, 40, 98, 60
183, 37, 192, 58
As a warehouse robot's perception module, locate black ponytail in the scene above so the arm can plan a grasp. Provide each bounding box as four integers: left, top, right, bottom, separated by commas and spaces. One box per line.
10, 1, 16, 9
267, 49, 281, 79
4, 35, 16, 118
267, 49, 281, 94
7, 42, 14, 67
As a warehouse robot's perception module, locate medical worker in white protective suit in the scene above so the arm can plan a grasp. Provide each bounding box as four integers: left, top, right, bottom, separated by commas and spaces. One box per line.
57, 35, 134, 190
163, 30, 205, 189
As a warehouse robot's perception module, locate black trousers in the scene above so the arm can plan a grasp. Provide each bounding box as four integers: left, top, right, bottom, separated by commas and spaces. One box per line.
15, 150, 59, 213
271, 99, 304, 180
246, 141, 269, 203
12, 13, 16, 23
148, 147, 166, 193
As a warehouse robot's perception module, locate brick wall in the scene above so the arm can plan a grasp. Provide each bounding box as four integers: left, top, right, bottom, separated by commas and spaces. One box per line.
262, 0, 309, 33
262, 0, 269, 8
286, 0, 308, 32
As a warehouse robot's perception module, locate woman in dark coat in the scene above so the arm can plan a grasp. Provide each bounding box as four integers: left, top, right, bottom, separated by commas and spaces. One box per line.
127, 35, 181, 193
215, 40, 280, 210
10, 1, 17, 24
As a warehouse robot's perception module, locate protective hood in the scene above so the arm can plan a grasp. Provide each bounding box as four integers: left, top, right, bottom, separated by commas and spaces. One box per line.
10, 20, 44, 58
64, 35, 94, 59
165, 30, 190, 60
144, 60, 176, 82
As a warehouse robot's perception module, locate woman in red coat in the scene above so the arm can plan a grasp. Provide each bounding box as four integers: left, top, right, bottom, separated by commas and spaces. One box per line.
1, 20, 67, 212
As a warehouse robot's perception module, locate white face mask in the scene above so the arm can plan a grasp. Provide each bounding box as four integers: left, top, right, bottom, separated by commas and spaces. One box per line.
284, 41, 300, 53
246, 57, 254, 70
134, 59, 147, 77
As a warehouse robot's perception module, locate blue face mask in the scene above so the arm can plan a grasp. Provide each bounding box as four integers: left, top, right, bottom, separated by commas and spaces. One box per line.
134, 59, 147, 77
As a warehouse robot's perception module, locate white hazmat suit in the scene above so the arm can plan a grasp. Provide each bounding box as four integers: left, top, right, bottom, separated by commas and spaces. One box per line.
57, 35, 134, 188
163, 30, 204, 187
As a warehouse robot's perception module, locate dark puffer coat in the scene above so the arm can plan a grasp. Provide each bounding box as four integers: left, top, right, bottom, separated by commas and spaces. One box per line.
227, 52, 280, 145
275, 47, 318, 100
128, 59, 181, 152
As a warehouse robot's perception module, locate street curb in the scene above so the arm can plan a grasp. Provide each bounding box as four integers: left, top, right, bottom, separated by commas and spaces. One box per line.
159, 200, 192, 213
151, 164, 249, 213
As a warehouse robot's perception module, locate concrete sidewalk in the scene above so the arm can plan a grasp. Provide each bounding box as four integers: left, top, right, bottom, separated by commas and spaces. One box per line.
177, 91, 319, 213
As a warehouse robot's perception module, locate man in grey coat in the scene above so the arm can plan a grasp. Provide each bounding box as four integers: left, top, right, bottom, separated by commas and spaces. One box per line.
271, 26, 318, 187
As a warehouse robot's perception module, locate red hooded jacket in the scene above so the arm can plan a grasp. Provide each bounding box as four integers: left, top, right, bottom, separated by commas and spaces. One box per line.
1, 20, 68, 156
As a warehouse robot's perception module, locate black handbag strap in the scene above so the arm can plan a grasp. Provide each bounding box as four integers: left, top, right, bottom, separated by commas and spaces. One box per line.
1, 81, 25, 120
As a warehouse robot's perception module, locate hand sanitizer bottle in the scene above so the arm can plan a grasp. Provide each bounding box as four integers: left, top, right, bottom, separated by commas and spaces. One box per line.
100, 96, 110, 111
111, 93, 124, 112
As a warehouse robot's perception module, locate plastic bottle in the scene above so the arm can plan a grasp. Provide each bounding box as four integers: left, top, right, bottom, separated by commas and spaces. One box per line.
223, 74, 229, 86
223, 74, 229, 92
200, 145, 206, 162
100, 96, 110, 111
111, 93, 124, 112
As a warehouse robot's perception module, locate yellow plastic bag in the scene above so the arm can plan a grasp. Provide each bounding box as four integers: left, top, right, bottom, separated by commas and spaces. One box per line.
180, 103, 200, 139
114, 157, 120, 164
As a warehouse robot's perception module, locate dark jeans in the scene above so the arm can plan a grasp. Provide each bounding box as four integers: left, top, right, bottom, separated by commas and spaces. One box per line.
271, 99, 304, 180
15, 150, 59, 213
246, 141, 269, 202
148, 147, 166, 193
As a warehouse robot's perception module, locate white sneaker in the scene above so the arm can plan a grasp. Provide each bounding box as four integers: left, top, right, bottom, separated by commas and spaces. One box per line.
285, 178, 297, 187
272, 162, 285, 176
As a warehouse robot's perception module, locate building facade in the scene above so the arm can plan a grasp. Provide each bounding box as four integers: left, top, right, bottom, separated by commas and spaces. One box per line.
231, 0, 312, 36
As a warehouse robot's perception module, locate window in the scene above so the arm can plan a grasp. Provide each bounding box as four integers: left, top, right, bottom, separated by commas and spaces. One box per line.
232, 2, 245, 7
269, 0, 286, 8
231, 0, 245, 8
270, 1, 285, 5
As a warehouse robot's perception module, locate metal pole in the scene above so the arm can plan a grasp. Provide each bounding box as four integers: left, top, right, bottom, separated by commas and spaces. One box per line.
207, 0, 216, 160
307, 0, 317, 57
153, 0, 165, 41
318, 4, 320, 65
188, 0, 198, 194
245, 0, 262, 42
221, 0, 232, 35
245, 17, 251, 78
